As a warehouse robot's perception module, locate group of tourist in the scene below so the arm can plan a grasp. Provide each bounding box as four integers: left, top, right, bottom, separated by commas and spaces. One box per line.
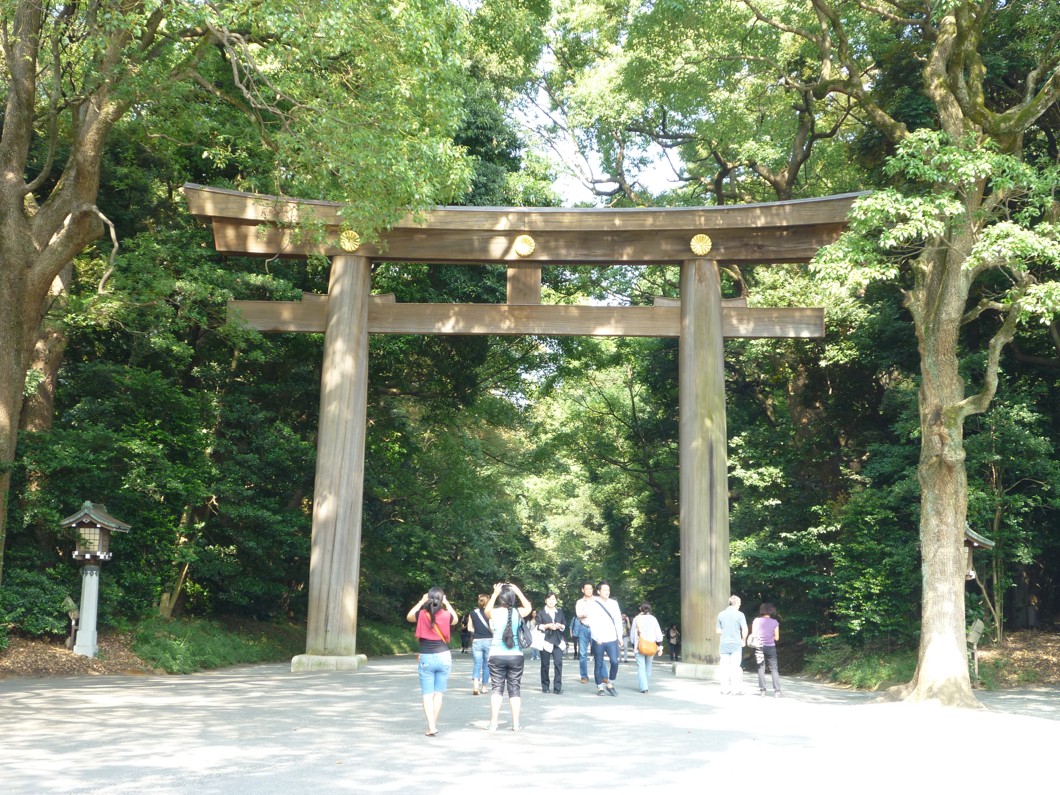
407, 582, 781, 735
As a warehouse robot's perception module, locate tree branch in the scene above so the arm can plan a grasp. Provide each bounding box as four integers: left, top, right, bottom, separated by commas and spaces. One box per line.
955, 276, 1032, 420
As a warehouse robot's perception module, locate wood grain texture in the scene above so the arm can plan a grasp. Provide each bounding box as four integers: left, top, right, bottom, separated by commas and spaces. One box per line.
506, 263, 542, 304
304, 255, 370, 657
184, 183, 863, 230
209, 219, 847, 263
185, 183, 861, 263
679, 259, 731, 665
227, 300, 824, 338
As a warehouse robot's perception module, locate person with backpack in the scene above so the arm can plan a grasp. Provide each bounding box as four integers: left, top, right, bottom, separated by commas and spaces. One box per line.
484, 582, 532, 731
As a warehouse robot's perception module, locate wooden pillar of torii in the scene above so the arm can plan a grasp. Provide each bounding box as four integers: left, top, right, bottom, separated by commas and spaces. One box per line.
183, 185, 857, 673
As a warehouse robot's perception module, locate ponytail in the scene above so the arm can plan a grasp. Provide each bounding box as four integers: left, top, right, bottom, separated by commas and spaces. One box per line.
502, 607, 516, 648
425, 587, 445, 629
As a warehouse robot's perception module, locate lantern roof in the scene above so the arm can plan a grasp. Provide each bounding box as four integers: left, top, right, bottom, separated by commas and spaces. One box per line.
964, 523, 995, 549
60, 501, 131, 533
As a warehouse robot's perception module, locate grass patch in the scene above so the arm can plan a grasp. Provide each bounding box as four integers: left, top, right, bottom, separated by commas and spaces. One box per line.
130, 615, 435, 673
356, 619, 420, 657
977, 658, 1005, 690
803, 637, 917, 690
131, 616, 305, 674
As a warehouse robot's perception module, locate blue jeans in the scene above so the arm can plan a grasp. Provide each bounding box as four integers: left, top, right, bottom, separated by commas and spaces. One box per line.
418, 650, 452, 695
636, 652, 654, 692
592, 640, 619, 686
578, 632, 591, 679
472, 638, 491, 685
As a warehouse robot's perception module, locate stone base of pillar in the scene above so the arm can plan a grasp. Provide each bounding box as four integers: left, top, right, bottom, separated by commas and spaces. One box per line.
672, 662, 720, 680
291, 654, 368, 673
72, 639, 98, 658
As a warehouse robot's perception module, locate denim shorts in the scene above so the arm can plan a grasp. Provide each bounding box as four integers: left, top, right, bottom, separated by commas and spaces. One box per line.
418, 651, 453, 695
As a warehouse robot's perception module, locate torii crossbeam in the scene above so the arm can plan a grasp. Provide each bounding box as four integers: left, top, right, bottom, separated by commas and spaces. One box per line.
184, 184, 858, 673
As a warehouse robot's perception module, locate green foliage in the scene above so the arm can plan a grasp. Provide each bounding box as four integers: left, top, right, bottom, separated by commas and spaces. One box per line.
803, 636, 918, 690
521, 334, 682, 618
814, 132, 1060, 309
977, 658, 1006, 691
528, 0, 864, 203
5, 0, 1060, 677
355, 619, 421, 657
0, 569, 75, 637
130, 616, 305, 674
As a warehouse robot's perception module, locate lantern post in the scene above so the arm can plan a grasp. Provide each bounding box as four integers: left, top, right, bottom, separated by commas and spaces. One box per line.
61, 502, 131, 658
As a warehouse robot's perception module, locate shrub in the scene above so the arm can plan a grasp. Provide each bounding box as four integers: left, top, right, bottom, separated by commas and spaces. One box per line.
130, 616, 304, 673
804, 635, 917, 690
356, 619, 419, 656
0, 569, 75, 637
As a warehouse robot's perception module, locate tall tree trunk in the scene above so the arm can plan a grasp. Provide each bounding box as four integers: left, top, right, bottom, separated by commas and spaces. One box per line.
0, 266, 45, 585
896, 245, 979, 706
15, 267, 72, 560
19, 267, 71, 433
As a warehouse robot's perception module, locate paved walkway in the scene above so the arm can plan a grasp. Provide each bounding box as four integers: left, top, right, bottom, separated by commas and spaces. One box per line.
2, 652, 1057, 794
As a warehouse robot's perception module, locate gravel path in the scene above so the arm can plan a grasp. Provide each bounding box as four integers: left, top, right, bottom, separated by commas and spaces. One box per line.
1, 653, 1056, 793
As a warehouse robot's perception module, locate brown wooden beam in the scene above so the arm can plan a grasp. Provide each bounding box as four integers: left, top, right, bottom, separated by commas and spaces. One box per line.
507, 263, 542, 304
678, 259, 731, 666
293, 255, 371, 671
208, 219, 845, 264
184, 183, 863, 232
227, 300, 825, 338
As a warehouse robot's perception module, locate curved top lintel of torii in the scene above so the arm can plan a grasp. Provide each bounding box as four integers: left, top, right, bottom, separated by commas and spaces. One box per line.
182, 183, 866, 266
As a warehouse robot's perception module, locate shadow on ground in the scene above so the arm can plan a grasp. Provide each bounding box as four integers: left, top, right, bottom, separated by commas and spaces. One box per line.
1, 654, 1055, 794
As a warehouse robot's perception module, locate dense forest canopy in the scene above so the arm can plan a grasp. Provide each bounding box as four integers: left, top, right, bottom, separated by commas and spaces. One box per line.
2, 0, 1059, 704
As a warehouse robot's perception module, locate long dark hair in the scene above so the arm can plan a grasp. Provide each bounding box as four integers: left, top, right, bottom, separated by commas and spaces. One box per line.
759, 602, 777, 619
498, 585, 517, 648
424, 587, 445, 628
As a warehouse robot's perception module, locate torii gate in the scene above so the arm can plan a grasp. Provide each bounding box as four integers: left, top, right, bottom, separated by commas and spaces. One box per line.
184, 184, 857, 674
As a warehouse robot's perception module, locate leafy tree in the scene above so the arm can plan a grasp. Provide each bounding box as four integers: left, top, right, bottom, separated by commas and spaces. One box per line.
814, 129, 1060, 703
964, 385, 1060, 641
528, 0, 863, 203
533, 0, 1060, 706
0, 0, 473, 582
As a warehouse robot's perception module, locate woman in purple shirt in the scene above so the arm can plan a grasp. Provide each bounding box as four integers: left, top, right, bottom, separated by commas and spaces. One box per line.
751, 602, 782, 697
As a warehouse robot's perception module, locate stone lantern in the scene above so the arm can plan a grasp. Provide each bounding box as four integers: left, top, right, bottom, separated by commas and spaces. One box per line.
964, 523, 995, 581
61, 501, 130, 658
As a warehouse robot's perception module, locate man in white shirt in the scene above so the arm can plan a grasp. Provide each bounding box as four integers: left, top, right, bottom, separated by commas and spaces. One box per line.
574, 581, 596, 683
586, 581, 623, 696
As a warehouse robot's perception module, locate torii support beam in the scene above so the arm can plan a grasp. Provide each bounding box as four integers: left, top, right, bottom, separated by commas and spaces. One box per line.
183, 184, 859, 672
